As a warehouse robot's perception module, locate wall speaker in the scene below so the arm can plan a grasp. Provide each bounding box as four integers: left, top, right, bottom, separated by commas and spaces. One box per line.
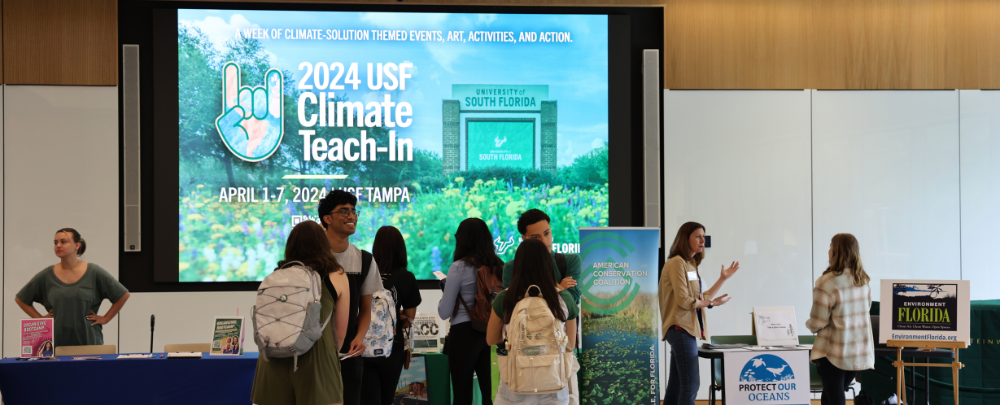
642, 50, 661, 238
123, 44, 141, 252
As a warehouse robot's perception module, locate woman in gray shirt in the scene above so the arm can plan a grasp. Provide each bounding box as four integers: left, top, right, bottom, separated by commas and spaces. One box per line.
15, 228, 130, 347
438, 218, 503, 405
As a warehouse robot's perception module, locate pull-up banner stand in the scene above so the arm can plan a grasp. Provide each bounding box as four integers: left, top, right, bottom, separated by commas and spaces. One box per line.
578, 227, 660, 405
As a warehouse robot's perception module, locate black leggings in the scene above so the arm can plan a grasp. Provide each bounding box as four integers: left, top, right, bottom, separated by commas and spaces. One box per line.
815, 357, 858, 405
447, 322, 493, 405
361, 339, 406, 405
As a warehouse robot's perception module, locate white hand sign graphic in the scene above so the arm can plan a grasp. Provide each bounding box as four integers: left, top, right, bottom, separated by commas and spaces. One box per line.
215, 62, 284, 162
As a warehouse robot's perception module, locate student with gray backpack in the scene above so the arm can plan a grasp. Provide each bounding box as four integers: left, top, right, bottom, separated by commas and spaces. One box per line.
251, 221, 350, 405
361, 226, 423, 405
487, 239, 579, 405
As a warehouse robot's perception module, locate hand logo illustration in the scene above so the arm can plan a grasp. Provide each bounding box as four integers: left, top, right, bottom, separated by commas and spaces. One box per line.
215, 62, 284, 162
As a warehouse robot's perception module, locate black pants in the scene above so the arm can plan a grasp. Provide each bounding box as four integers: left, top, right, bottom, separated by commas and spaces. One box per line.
340, 355, 364, 405
361, 338, 406, 405
447, 322, 493, 405
815, 357, 858, 405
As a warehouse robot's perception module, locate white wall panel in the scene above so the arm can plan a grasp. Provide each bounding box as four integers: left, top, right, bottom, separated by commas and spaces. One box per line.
3, 86, 120, 357
958, 90, 1000, 300
812, 90, 961, 301
663, 90, 813, 399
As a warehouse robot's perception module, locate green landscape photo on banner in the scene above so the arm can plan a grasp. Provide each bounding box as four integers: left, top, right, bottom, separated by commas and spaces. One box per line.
578, 228, 660, 405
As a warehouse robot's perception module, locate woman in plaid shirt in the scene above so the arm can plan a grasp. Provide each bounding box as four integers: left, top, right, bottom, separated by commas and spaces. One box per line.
806, 233, 874, 405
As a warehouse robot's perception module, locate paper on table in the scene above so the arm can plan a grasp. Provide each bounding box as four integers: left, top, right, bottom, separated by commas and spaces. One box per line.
117, 354, 153, 359
753, 306, 799, 346
167, 352, 203, 358
712, 348, 750, 352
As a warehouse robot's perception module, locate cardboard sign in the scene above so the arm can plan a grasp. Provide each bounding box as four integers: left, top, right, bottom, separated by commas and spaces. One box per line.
879, 280, 970, 344
723, 350, 811, 405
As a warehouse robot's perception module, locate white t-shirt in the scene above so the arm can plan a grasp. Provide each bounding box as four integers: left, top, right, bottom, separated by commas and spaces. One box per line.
332, 243, 382, 295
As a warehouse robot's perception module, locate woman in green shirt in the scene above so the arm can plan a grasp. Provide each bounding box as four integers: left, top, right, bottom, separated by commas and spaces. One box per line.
14, 228, 130, 347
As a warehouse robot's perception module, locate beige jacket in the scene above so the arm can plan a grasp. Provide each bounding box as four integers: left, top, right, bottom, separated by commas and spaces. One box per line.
659, 256, 711, 340
805, 268, 875, 371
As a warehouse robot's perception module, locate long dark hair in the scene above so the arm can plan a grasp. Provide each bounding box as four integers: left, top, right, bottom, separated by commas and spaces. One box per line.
452, 218, 503, 276
825, 233, 870, 287
503, 239, 567, 323
668, 221, 705, 266
280, 221, 342, 277
373, 226, 407, 277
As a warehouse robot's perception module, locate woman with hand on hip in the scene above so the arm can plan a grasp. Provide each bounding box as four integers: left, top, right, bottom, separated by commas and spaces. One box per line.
658, 222, 740, 405
806, 233, 873, 405
15, 228, 130, 347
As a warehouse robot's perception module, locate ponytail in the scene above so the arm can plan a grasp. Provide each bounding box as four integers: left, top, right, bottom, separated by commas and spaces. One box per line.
56, 228, 86, 256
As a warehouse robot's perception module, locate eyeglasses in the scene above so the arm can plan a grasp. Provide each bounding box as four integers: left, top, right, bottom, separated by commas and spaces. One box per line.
331, 208, 360, 218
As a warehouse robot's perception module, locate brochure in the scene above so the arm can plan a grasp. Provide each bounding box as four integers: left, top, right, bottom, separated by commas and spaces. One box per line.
20, 318, 55, 358
210, 317, 244, 356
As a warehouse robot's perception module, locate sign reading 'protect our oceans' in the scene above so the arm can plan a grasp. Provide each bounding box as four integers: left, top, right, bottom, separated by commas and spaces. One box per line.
578, 227, 660, 405
723, 350, 811, 405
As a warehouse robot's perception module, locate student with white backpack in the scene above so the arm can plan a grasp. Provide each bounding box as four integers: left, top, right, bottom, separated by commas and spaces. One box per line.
486, 239, 579, 405
251, 221, 350, 405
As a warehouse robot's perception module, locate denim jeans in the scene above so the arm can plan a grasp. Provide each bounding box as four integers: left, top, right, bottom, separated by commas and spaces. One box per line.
664, 327, 699, 405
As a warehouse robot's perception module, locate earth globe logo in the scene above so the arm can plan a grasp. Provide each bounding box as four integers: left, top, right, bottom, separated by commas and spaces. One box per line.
739, 354, 795, 382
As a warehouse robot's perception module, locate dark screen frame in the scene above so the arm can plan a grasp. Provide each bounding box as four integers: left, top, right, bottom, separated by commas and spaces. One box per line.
118, 2, 662, 292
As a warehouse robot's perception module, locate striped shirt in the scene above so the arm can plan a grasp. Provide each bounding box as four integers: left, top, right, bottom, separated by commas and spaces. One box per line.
805, 268, 875, 371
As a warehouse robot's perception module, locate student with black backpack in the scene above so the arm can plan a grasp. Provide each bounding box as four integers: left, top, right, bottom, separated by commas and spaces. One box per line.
502, 209, 581, 305
438, 218, 503, 405
318, 190, 384, 405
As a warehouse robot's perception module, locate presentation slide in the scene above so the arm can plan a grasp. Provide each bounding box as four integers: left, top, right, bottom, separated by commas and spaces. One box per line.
177, 9, 609, 282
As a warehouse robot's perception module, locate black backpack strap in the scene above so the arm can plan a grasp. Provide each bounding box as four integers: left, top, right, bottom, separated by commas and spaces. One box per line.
361, 250, 373, 281
555, 253, 567, 280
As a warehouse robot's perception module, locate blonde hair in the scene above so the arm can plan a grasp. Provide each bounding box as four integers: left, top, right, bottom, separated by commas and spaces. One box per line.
824, 233, 870, 286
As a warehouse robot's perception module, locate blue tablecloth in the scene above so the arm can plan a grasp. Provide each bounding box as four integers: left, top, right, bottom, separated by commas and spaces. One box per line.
0, 352, 258, 405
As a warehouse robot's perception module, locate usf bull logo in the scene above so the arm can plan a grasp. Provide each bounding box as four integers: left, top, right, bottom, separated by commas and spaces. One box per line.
579, 231, 641, 315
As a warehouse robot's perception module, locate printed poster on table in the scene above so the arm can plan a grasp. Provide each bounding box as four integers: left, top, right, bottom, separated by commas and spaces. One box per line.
394, 354, 429, 405
411, 312, 442, 352
20, 319, 55, 358
879, 279, 970, 344
723, 350, 810, 405
578, 227, 660, 405
211, 317, 244, 356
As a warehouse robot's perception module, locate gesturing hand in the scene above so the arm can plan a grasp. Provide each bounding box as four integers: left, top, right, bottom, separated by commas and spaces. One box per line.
712, 294, 732, 307
215, 62, 284, 162
87, 310, 110, 326
558, 277, 577, 290
721, 261, 741, 279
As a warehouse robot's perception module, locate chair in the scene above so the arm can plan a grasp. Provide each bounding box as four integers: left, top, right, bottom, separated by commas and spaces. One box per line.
708, 335, 757, 405
801, 335, 856, 399
54, 345, 116, 356
164, 343, 211, 352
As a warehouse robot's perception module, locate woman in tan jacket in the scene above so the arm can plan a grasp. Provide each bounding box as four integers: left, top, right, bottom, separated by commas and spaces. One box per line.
659, 222, 740, 405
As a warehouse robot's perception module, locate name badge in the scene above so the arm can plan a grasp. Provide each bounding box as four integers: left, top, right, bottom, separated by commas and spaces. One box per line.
687, 271, 698, 281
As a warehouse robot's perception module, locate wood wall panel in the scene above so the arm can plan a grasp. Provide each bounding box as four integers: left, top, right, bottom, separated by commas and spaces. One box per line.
665, 0, 1000, 89
2, 0, 117, 85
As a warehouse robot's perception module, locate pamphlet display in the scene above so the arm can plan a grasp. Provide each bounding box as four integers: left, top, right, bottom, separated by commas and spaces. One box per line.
210, 317, 245, 356
723, 350, 811, 405
20, 319, 54, 358
752, 306, 799, 347
878, 280, 970, 344
411, 313, 442, 353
